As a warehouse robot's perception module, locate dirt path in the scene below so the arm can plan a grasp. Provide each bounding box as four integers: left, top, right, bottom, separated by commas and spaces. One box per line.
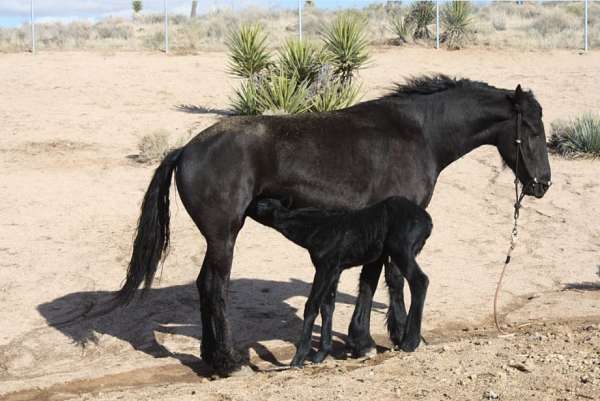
0, 48, 599, 400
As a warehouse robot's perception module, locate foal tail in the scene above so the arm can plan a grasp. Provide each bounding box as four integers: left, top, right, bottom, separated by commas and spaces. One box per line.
116, 147, 184, 306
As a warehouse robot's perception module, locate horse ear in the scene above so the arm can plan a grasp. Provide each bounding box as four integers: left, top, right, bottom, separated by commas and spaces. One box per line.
514, 84, 524, 102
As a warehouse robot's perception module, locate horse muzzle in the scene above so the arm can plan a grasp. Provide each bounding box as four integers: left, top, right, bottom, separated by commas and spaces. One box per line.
524, 178, 552, 198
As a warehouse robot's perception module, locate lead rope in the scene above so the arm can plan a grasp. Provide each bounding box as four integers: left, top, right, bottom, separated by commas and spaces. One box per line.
493, 110, 525, 335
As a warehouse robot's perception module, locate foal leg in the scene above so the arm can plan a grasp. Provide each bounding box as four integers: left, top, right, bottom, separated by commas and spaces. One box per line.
291, 266, 339, 367
313, 275, 340, 364
384, 260, 408, 348
347, 257, 384, 357
392, 253, 429, 352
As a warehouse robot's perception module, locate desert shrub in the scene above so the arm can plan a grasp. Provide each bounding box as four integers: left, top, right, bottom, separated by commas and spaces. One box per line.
322, 14, 369, 83
137, 130, 171, 163
228, 16, 368, 116
226, 24, 272, 78
491, 14, 506, 32
442, 1, 474, 49
530, 9, 573, 36
548, 114, 600, 158
94, 18, 133, 40
389, 13, 413, 44
407, 1, 435, 40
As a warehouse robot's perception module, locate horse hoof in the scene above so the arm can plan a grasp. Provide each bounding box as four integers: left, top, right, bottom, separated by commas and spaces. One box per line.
363, 347, 377, 358
400, 338, 420, 353
312, 351, 330, 364
228, 365, 254, 377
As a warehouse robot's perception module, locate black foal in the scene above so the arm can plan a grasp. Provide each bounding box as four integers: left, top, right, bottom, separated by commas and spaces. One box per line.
247, 196, 433, 367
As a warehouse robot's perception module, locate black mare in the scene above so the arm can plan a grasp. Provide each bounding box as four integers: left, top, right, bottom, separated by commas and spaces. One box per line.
248, 196, 433, 366
116, 75, 551, 375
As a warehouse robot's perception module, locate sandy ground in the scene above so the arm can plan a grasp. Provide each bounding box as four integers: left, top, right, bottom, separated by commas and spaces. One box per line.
0, 48, 599, 400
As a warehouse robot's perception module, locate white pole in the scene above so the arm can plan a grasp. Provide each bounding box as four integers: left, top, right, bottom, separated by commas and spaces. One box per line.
30, 0, 35, 54
584, 0, 589, 51
164, 0, 169, 54
298, 0, 302, 39
435, 0, 440, 49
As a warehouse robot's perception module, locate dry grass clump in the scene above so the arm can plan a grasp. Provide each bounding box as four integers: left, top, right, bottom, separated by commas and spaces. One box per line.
136, 129, 192, 163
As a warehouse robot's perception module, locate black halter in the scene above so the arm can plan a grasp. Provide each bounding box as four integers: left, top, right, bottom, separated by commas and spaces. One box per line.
512, 109, 527, 227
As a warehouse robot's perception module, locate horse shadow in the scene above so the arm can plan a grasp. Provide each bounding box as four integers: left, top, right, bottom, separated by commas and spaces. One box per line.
37, 278, 386, 376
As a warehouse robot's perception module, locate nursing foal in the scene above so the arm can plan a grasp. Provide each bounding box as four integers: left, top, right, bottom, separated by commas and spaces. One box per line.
248, 196, 433, 367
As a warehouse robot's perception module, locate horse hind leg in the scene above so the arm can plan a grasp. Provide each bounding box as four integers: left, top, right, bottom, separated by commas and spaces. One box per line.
196, 234, 243, 375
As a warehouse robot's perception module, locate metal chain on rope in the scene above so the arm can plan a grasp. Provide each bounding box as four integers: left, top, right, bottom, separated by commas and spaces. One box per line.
493, 109, 525, 335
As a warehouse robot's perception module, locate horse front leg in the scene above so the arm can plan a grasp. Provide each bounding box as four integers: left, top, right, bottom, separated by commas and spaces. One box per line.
347, 257, 384, 357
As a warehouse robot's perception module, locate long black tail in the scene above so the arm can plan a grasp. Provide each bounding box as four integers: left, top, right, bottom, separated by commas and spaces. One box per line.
116, 147, 184, 306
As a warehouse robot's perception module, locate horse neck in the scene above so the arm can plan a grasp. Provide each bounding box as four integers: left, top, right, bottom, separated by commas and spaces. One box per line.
423, 93, 510, 173
271, 209, 314, 248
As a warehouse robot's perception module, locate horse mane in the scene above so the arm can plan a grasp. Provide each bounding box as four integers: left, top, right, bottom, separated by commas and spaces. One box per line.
386, 74, 500, 97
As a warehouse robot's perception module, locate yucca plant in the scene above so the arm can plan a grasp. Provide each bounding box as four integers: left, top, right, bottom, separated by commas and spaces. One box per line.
257, 73, 311, 115
322, 14, 370, 83
226, 24, 271, 78
407, 1, 435, 40
389, 13, 412, 44
278, 39, 321, 83
548, 113, 600, 158
230, 79, 262, 115
442, 1, 473, 49
311, 80, 362, 112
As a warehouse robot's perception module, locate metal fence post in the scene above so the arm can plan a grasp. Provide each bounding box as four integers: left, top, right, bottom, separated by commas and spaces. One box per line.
298, 0, 303, 39
164, 0, 169, 54
584, 0, 589, 51
436, 0, 440, 49
30, 0, 35, 54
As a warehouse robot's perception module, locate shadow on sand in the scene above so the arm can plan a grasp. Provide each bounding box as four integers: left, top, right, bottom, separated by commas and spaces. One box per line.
37, 278, 387, 376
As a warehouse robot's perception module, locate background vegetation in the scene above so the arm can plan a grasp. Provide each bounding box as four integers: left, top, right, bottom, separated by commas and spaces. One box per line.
1, 1, 598, 53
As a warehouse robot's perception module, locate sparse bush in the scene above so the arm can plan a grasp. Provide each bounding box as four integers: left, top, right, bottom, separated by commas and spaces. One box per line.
491, 14, 506, 31
137, 130, 171, 163
548, 114, 600, 158
442, 1, 474, 49
407, 1, 435, 40
530, 9, 572, 36
389, 13, 412, 44
226, 24, 272, 78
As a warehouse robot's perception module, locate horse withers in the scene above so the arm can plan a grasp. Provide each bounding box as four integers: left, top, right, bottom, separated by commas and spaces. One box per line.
248, 196, 433, 366
116, 75, 551, 375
